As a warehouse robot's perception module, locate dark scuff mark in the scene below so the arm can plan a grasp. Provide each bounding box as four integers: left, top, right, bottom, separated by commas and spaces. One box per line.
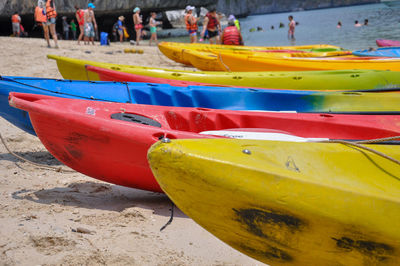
285, 156, 300, 172
234, 208, 304, 239
332, 237, 394, 261
65, 144, 83, 160
65, 132, 110, 145
45, 142, 72, 165
240, 243, 293, 262
65, 132, 89, 145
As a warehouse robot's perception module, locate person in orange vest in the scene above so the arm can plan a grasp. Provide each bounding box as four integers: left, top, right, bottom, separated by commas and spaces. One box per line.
11, 11, 21, 37
75, 5, 85, 45
184, 6, 198, 43
45, 0, 59, 48
221, 15, 243, 45
35, 1, 51, 47
201, 8, 221, 44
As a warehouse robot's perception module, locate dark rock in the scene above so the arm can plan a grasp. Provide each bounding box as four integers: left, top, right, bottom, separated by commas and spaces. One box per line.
217, 0, 380, 17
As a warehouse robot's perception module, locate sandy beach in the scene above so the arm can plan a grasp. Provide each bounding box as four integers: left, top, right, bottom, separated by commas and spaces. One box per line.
0, 36, 261, 265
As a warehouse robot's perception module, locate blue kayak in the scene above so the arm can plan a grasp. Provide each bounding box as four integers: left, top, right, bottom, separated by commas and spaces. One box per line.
1, 76, 400, 135
353, 47, 400, 57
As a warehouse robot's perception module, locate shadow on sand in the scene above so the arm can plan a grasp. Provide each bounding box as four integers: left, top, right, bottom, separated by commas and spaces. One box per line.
12, 181, 186, 218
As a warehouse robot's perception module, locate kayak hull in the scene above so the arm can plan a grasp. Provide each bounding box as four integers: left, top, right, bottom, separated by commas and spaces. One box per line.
353, 47, 400, 57
217, 52, 400, 71
3, 76, 400, 136
148, 139, 400, 265
376, 39, 400, 47
158, 42, 345, 65
85, 65, 226, 87
47, 55, 400, 91
10, 92, 400, 192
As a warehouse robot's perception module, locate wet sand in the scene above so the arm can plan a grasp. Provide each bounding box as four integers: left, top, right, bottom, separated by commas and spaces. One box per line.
0, 36, 261, 265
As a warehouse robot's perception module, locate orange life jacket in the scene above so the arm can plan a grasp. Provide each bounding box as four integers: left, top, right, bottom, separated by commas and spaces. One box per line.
223, 26, 241, 45
46, 0, 57, 19
11, 14, 20, 23
35, 7, 47, 23
185, 14, 197, 31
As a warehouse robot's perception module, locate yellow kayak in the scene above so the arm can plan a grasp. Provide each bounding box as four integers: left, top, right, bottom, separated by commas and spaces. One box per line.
185, 49, 352, 71
158, 41, 346, 65
217, 52, 400, 71
47, 55, 400, 91
148, 138, 400, 265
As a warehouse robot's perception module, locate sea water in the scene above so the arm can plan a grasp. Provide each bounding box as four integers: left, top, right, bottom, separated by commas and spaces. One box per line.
240, 3, 400, 50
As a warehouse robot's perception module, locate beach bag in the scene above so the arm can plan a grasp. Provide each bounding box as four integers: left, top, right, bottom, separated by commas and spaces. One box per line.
100, 32, 109, 45
112, 22, 118, 32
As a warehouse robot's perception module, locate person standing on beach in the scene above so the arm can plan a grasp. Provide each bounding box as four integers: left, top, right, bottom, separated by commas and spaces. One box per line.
201, 8, 221, 44
62, 16, 69, 40
117, 16, 125, 43
45, 0, 59, 48
288, 15, 295, 40
184, 6, 198, 43
75, 5, 85, 44
11, 12, 21, 37
83, 3, 97, 45
70, 19, 77, 40
149, 12, 162, 46
34, 1, 51, 47
133, 7, 143, 45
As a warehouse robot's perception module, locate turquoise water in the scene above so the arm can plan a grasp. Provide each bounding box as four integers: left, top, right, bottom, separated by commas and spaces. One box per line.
239, 3, 400, 50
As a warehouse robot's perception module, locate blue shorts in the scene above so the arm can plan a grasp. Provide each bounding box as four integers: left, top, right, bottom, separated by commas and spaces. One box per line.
188, 30, 197, 36
84, 22, 95, 38
45, 17, 56, 25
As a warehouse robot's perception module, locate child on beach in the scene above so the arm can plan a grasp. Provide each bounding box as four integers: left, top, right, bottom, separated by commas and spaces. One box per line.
11, 12, 21, 37
70, 19, 77, 40
149, 12, 162, 46
117, 16, 125, 43
288, 15, 295, 40
133, 7, 143, 45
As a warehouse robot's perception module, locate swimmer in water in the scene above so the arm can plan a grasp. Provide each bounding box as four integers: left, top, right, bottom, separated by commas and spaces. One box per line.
288, 15, 295, 40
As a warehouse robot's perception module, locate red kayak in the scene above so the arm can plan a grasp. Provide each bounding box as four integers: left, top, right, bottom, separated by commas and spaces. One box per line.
9, 92, 400, 192
376, 39, 400, 47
